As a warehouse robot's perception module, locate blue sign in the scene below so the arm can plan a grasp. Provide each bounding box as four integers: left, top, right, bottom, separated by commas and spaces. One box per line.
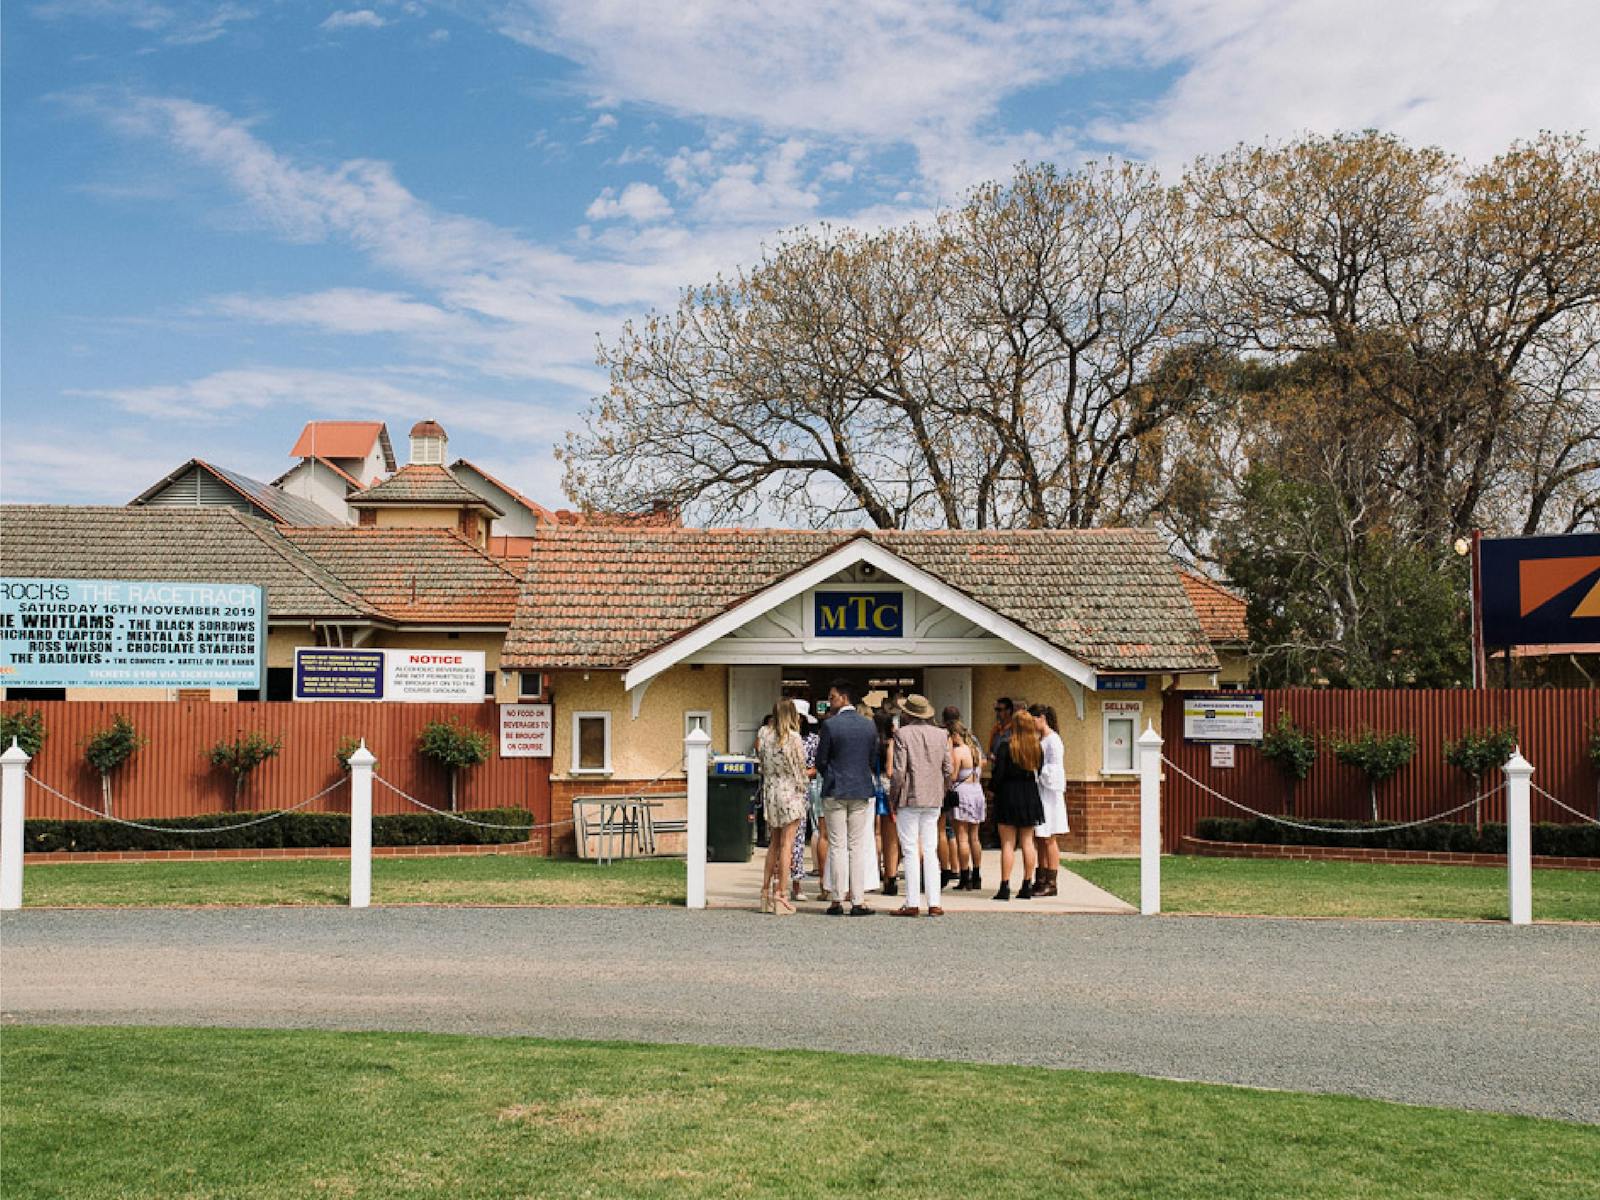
813, 591, 904, 638
1481, 532, 1600, 647
294, 647, 385, 701
0, 577, 265, 690
1096, 675, 1147, 691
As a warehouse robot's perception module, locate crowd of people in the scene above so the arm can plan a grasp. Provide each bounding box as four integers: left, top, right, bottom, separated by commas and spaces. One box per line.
752, 679, 1068, 916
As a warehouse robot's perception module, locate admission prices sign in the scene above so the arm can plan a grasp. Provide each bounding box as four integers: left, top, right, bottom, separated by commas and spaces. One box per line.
1182, 691, 1265, 743
499, 703, 553, 757
293, 646, 484, 702
0, 577, 264, 689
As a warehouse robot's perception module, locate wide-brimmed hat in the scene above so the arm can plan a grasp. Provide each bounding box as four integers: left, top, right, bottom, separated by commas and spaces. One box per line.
901, 694, 935, 720
862, 689, 888, 709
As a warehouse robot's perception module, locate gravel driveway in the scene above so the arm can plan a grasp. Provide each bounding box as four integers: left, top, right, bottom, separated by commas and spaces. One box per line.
3, 908, 1596, 1123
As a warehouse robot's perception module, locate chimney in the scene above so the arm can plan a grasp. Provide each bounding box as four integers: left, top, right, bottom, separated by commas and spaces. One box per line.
409, 419, 447, 466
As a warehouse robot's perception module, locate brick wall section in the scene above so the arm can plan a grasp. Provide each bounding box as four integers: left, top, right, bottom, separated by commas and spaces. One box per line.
1063, 778, 1143, 855
549, 778, 689, 856
1179, 836, 1600, 873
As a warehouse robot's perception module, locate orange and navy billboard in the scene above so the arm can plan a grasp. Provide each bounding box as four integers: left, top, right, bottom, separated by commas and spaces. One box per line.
1480, 532, 1600, 647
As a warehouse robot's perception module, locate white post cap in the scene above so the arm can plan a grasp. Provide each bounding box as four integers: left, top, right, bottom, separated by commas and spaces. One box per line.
1503, 748, 1533, 778
346, 739, 377, 768
1, 738, 31, 765
1138, 722, 1164, 747
684, 728, 712, 748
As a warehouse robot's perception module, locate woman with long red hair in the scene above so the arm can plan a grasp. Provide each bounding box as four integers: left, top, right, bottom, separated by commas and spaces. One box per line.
990, 709, 1044, 900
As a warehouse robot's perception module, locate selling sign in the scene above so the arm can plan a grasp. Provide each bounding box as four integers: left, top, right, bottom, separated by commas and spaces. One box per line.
499, 703, 553, 757
813, 590, 904, 638
294, 648, 385, 700
0, 577, 263, 690
1182, 691, 1264, 742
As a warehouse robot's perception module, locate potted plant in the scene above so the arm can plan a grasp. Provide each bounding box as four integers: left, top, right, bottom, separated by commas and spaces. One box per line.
1331, 729, 1415, 821
209, 731, 283, 811
1260, 710, 1316, 814
83, 714, 146, 816
1443, 725, 1518, 829
417, 718, 490, 812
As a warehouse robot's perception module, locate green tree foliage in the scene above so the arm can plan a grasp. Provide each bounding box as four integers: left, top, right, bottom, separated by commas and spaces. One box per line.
82, 714, 145, 817
1332, 731, 1417, 820
1259, 711, 1316, 813
0, 707, 47, 757
335, 736, 363, 773
417, 719, 491, 812
209, 732, 282, 811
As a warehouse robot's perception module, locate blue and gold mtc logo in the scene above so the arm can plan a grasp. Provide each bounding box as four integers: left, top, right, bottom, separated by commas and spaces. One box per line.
813, 591, 904, 638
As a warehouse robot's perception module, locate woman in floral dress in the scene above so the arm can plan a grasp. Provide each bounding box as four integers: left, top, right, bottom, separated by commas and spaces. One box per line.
755, 699, 809, 914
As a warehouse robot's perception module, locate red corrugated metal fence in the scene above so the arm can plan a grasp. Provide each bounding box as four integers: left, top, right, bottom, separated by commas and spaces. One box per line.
3, 701, 551, 825
1160, 690, 1599, 851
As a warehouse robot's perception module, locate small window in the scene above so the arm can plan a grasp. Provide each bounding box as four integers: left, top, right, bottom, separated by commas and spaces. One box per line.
573, 711, 612, 774
484, 670, 496, 698
519, 671, 544, 699
685, 710, 712, 741
1103, 715, 1136, 774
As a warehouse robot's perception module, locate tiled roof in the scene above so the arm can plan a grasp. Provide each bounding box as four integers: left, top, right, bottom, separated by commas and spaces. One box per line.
349, 464, 503, 514
503, 527, 1218, 673
129, 459, 338, 527
0, 507, 366, 619
1179, 569, 1249, 644
290, 421, 395, 469
280, 527, 520, 624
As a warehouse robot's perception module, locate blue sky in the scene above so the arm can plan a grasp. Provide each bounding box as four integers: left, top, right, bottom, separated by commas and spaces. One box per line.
4, 1, 1597, 506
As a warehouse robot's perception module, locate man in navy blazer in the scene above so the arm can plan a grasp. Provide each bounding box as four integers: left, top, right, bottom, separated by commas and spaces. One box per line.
816, 677, 879, 915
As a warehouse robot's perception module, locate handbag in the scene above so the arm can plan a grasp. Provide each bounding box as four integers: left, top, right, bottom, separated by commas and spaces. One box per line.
942, 788, 959, 811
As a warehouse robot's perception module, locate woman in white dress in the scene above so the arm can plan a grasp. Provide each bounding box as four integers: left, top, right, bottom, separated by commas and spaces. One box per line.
1028, 703, 1068, 897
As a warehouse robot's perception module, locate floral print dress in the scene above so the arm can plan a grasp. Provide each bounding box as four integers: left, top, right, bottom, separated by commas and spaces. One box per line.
757, 725, 810, 829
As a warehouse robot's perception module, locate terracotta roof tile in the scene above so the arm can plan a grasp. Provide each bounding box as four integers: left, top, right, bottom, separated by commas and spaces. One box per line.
1179, 569, 1249, 643
349, 464, 503, 514
290, 421, 392, 466
130, 459, 339, 527
503, 527, 1218, 673
280, 527, 520, 624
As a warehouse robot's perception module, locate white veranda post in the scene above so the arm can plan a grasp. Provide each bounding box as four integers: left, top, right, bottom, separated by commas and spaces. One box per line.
684, 727, 711, 909
1137, 722, 1163, 916
348, 740, 377, 910
1503, 749, 1533, 927
1, 738, 30, 911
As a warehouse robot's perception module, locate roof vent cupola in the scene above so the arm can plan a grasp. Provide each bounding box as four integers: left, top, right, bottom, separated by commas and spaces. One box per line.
409, 420, 447, 466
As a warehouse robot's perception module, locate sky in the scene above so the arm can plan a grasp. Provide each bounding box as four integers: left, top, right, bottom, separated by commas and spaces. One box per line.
4, 0, 1598, 507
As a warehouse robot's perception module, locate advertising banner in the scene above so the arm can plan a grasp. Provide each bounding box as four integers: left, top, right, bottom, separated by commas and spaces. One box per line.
384, 649, 485, 703
0, 577, 264, 690
499, 703, 553, 757
1480, 532, 1600, 647
1182, 691, 1264, 742
294, 648, 385, 701
813, 590, 904, 638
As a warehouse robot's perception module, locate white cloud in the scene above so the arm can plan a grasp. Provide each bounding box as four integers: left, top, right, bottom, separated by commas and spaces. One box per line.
320, 9, 385, 32
212, 288, 460, 335
0, 427, 191, 504
31, 0, 256, 45
584, 180, 672, 223
581, 111, 618, 143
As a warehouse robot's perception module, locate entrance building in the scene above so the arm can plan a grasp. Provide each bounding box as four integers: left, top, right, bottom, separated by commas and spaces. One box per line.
501, 526, 1221, 855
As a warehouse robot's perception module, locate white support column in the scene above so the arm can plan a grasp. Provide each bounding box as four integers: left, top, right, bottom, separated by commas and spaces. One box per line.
1137, 722, 1164, 916
1, 739, 31, 912
1504, 748, 1533, 926
684, 728, 712, 910
348, 740, 376, 910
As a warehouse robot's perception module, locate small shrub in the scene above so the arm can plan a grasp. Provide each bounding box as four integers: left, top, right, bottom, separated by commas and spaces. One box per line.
0, 707, 47, 757
417, 719, 491, 811
209, 731, 283, 811
82, 714, 146, 816
1193, 815, 1600, 858
1260, 710, 1316, 813
1331, 729, 1415, 820
1443, 725, 1518, 828
335, 735, 363, 773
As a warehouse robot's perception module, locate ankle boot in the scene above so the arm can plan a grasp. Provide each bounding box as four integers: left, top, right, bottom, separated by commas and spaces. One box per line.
941, 869, 956, 888
970, 867, 982, 892
954, 869, 970, 891
992, 881, 1011, 901
1017, 878, 1034, 900
1036, 868, 1058, 897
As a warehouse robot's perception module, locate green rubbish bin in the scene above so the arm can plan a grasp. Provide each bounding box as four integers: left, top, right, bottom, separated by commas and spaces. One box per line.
707, 756, 759, 862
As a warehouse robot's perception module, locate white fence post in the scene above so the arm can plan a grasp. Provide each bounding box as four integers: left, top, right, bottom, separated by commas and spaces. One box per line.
1504, 748, 1533, 926
1, 739, 30, 911
684, 728, 711, 910
348, 740, 376, 910
1138, 722, 1163, 916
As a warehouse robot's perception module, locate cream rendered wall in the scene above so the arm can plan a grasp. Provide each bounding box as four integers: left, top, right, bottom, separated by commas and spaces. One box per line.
970, 664, 1162, 781
547, 665, 728, 779
373, 507, 460, 529
276, 461, 354, 523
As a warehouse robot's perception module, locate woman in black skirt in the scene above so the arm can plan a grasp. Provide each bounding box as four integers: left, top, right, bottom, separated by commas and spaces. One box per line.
990, 710, 1044, 900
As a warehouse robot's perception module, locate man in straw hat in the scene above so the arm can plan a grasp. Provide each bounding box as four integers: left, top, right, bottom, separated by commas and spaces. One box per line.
888, 694, 954, 917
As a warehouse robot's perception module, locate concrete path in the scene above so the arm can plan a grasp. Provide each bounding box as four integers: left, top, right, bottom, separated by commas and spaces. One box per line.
707, 849, 1135, 913
5, 907, 1596, 1123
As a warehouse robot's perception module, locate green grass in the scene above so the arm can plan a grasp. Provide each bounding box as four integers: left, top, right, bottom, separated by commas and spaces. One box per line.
1070, 854, 1600, 922
3, 1027, 1596, 1200
18, 855, 685, 908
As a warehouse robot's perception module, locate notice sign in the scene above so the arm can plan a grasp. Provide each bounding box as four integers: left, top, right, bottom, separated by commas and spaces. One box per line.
0, 577, 263, 689
1183, 691, 1264, 743
1210, 743, 1236, 769
294, 648, 384, 701
385, 649, 484, 703
499, 703, 552, 757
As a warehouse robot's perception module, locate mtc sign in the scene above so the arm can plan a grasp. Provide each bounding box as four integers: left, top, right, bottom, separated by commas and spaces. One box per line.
813, 590, 904, 638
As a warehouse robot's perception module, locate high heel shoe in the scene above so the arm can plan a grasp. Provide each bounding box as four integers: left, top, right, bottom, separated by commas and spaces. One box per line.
773, 891, 796, 915
759, 876, 774, 913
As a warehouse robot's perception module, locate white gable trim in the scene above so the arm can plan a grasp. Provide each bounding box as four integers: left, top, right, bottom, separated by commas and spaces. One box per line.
621, 539, 1098, 692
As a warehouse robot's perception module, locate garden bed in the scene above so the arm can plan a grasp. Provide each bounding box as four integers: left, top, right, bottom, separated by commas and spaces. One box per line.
1180, 837, 1600, 872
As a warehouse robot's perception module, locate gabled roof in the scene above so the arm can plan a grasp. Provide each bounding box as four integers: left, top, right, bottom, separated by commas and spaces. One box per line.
279, 527, 521, 624
0, 506, 367, 620
1179, 569, 1249, 644
130, 459, 336, 527
272, 456, 363, 492
503, 527, 1219, 675
290, 421, 396, 471
450, 459, 556, 523
348, 464, 503, 515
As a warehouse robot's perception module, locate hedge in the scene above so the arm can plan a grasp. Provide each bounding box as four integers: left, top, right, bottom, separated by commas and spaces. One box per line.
1193, 816, 1600, 859
23, 808, 535, 854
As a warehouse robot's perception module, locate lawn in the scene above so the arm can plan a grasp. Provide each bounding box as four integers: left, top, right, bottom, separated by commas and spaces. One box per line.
3, 1027, 1596, 1200
16, 855, 685, 908
1070, 854, 1600, 922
